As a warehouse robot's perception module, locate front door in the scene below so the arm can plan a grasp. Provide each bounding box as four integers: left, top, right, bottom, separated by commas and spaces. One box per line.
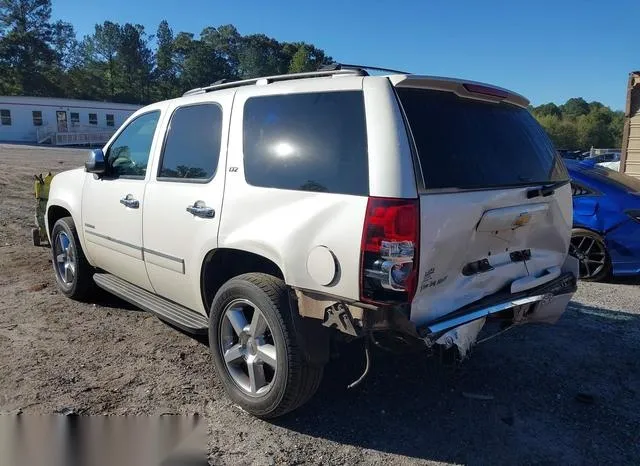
82, 110, 163, 291
143, 98, 229, 313
56, 111, 68, 132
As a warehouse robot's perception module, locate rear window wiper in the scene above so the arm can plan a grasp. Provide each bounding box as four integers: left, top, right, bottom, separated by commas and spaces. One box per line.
526, 180, 569, 199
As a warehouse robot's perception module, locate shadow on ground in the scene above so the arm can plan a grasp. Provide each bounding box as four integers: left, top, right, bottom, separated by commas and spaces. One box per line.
91, 287, 140, 311
273, 302, 640, 465
609, 275, 640, 286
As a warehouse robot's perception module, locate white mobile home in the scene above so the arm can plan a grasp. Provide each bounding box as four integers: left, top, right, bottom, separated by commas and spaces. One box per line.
0, 96, 141, 146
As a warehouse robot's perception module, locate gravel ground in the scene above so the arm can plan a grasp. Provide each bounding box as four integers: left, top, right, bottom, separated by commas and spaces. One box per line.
1, 144, 639, 465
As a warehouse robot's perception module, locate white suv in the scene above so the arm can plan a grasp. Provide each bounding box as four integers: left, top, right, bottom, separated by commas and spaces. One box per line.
46, 65, 578, 418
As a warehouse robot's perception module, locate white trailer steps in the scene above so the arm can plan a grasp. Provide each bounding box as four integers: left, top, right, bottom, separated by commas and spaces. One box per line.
93, 273, 209, 334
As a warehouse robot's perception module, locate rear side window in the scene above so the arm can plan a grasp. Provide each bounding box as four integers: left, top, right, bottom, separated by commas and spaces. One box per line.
159, 104, 223, 181
243, 91, 368, 195
397, 88, 567, 190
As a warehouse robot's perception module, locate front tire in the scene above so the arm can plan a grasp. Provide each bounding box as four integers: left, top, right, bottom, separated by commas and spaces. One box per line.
51, 217, 95, 300
569, 228, 611, 281
208, 273, 324, 418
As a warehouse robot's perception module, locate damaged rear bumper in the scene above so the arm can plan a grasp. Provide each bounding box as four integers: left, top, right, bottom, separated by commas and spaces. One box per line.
416, 270, 577, 353
295, 256, 578, 359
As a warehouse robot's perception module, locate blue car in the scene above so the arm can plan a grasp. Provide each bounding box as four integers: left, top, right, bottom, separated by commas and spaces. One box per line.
566, 159, 640, 280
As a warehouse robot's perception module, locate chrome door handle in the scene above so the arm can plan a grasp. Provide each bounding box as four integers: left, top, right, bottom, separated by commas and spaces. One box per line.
120, 194, 139, 209
186, 201, 215, 218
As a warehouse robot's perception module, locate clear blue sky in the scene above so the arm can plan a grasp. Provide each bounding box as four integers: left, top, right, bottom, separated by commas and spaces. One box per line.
51, 0, 638, 110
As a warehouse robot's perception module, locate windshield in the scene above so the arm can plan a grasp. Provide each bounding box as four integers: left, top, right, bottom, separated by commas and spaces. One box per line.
396, 87, 568, 190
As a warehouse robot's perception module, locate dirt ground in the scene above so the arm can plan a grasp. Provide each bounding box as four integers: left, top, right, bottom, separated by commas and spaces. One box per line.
1, 143, 639, 465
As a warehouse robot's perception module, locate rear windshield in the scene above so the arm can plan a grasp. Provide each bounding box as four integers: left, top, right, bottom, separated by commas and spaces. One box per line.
396, 88, 568, 190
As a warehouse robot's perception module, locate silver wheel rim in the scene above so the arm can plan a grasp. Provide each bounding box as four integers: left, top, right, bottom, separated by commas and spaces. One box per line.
570, 234, 606, 279
219, 299, 278, 397
54, 231, 76, 285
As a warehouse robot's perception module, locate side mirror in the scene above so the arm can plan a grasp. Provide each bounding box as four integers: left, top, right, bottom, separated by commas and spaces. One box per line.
85, 149, 105, 174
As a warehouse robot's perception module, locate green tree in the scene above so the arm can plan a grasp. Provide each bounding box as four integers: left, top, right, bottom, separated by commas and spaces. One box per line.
609, 111, 625, 147
154, 20, 176, 99
576, 109, 614, 148
0, 16, 338, 106
200, 24, 240, 78
289, 45, 313, 73
533, 97, 624, 150
532, 102, 561, 118
174, 32, 230, 91
81, 21, 153, 103
50, 20, 78, 69
537, 114, 579, 149
561, 97, 590, 119
238, 34, 286, 78
173, 31, 194, 78
116, 23, 153, 103
86, 21, 121, 99
588, 101, 605, 112
0, 0, 60, 95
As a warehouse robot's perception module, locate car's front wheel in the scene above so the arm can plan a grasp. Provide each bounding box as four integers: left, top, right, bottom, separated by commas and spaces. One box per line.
208, 273, 324, 418
51, 217, 95, 300
569, 228, 611, 281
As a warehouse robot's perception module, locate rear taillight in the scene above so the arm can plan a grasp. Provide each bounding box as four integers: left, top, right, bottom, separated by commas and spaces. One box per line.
360, 197, 419, 304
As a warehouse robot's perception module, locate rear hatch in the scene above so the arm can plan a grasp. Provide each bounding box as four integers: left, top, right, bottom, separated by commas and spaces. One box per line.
392, 77, 573, 326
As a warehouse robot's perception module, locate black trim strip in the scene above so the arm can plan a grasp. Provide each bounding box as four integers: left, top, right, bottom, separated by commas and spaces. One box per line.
84, 228, 185, 271
84, 223, 95, 229
85, 229, 141, 251
143, 247, 183, 263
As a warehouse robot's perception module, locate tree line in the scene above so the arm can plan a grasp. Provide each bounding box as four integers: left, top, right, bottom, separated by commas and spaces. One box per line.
0, 0, 331, 104
530, 98, 624, 150
0, 0, 624, 149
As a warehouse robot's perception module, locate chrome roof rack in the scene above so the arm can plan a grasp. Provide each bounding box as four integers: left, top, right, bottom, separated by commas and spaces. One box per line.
182, 63, 412, 96
318, 63, 411, 75
183, 68, 367, 96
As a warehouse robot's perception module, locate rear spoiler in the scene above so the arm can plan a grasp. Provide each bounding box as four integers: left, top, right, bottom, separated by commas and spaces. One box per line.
389, 74, 530, 108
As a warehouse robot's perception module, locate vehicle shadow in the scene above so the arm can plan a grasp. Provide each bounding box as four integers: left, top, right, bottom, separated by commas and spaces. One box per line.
89, 288, 211, 343
89, 287, 140, 311
608, 275, 640, 286
274, 302, 640, 465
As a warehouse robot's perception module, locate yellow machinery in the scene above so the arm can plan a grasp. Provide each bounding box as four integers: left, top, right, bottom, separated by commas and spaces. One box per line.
33, 172, 53, 246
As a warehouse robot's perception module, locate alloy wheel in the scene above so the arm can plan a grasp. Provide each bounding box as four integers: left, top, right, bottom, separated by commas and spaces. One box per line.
570, 234, 607, 279
54, 231, 76, 285
218, 299, 278, 396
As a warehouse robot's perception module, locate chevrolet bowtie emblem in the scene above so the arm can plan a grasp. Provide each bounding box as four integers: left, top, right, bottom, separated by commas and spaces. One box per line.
513, 212, 532, 228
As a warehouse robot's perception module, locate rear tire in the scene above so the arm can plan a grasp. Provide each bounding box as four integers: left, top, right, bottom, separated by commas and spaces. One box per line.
569, 228, 611, 281
51, 217, 96, 300
208, 273, 324, 418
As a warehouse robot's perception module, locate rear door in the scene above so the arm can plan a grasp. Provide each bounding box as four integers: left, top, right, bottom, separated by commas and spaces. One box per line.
142, 95, 230, 314
392, 79, 573, 325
